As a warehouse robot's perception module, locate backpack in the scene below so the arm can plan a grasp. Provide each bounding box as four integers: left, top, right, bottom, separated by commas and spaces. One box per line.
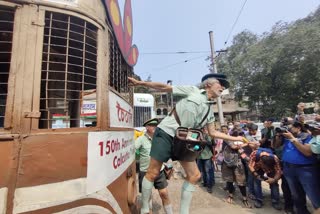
255, 148, 274, 161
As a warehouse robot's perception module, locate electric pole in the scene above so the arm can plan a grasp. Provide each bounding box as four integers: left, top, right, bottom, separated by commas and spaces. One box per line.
209, 31, 224, 125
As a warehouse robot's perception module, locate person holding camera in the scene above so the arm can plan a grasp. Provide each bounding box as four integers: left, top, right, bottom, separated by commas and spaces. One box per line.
128, 74, 244, 214
278, 121, 320, 214
248, 147, 282, 210
135, 118, 173, 214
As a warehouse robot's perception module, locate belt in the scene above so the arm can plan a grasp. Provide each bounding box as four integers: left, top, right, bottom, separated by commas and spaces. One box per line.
284, 162, 318, 168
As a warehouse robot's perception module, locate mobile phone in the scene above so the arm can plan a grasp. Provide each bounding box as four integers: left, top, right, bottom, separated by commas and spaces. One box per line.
191, 133, 198, 139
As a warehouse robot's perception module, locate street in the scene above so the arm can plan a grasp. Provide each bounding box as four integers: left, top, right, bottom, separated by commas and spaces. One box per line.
137, 163, 315, 214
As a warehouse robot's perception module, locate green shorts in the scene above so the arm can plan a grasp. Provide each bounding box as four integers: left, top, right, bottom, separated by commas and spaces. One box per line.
150, 128, 173, 162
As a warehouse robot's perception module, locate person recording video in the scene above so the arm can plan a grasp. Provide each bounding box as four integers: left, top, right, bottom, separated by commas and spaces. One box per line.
275, 121, 320, 214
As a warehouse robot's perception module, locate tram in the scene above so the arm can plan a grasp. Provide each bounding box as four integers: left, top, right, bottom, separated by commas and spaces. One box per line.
0, 0, 139, 213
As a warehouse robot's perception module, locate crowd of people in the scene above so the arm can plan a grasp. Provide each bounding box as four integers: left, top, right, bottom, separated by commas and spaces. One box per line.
130, 75, 320, 214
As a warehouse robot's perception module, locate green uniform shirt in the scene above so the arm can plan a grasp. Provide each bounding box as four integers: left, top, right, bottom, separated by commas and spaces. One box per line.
199, 135, 213, 159
158, 86, 215, 137
135, 134, 152, 172
310, 135, 320, 154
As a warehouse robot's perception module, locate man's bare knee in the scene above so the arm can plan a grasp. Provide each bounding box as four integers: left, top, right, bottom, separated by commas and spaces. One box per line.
158, 188, 170, 205
145, 158, 163, 181
186, 170, 201, 184
145, 168, 160, 181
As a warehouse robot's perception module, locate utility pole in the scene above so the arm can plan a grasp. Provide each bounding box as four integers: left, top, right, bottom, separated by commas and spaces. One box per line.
167, 80, 174, 110
209, 31, 224, 125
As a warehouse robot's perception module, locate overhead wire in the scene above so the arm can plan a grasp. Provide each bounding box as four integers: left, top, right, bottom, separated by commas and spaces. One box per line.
153, 54, 208, 72
140, 51, 210, 55
224, 0, 248, 46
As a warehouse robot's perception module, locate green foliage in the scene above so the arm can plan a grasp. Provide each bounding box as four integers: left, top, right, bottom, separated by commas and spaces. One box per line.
216, 6, 320, 120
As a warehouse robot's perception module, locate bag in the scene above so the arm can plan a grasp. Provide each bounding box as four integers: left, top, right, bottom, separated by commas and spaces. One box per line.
170, 104, 211, 162
163, 163, 174, 180
172, 127, 206, 162
223, 146, 239, 167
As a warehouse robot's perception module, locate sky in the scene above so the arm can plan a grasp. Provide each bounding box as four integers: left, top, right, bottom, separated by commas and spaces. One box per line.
126, 0, 320, 86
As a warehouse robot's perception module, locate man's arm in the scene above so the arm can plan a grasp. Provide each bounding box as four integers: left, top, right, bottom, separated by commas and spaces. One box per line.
282, 132, 313, 157
207, 122, 243, 142
128, 77, 172, 92
273, 156, 282, 181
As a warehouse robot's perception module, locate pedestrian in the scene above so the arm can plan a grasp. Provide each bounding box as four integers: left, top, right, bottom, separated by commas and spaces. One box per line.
128, 73, 244, 214
221, 128, 252, 208
197, 126, 215, 193
135, 118, 173, 214
248, 148, 282, 210
280, 121, 320, 213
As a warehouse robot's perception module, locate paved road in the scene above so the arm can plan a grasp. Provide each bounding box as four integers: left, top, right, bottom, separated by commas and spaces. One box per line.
137, 163, 315, 214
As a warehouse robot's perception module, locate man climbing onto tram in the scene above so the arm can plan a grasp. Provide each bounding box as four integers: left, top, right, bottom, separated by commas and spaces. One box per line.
128, 73, 245, 214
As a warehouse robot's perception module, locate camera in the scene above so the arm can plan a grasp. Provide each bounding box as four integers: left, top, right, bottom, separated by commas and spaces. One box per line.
275, 126, 289, 133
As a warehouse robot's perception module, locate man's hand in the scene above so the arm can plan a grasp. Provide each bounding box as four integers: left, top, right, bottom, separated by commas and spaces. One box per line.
282, 132, 294, 139
128, 77, 141, 86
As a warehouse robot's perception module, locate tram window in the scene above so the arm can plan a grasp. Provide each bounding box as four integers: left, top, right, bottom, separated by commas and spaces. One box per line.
39, 12, 98, 129
108, 32, 133, 103
0, 7, 14, 128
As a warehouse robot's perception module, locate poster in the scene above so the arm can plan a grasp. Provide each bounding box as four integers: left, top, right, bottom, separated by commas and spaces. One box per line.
86, 131, 135, 194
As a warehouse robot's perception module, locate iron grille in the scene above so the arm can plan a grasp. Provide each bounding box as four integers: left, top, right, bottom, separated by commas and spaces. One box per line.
39, 11, 98, 129
108, 32, 133, 103
0, 7, 14, 128
134, 106, 151, 127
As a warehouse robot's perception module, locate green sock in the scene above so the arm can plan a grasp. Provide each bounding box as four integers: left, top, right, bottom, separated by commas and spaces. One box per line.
141, 177, 154, 214
180, 181, 195, 214
164, 204, 173, 214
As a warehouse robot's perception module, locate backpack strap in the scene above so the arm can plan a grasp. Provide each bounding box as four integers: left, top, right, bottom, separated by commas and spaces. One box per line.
170, 104, 211, 128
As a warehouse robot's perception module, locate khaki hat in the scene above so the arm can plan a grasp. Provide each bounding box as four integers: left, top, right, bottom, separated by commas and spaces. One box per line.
143, 118, 159, 127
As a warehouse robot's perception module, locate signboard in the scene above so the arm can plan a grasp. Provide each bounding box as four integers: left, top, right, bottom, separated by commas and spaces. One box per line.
109, 91, 133, 128
42, 0, 78, 6
87, 131, 135, 194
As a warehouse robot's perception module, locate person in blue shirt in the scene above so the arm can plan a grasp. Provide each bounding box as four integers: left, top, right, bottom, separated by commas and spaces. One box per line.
276, 121, 320, 214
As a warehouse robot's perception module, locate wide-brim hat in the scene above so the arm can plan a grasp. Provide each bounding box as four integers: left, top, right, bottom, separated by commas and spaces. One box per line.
143, 118, 159, 127
201, 73, 230, 89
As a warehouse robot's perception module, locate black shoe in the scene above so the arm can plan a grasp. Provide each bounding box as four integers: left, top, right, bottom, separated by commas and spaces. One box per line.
254, 201, 263, 208
272, 203, 282, 211
202, 183, 207, 187
207, 187, 212, 193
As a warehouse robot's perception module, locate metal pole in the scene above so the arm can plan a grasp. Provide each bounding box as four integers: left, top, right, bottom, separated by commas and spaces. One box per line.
209, 31, 224, 125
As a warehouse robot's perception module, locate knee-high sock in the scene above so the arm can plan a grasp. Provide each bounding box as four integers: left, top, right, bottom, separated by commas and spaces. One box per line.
141, 177, 154, 214
180, 181, 195, 214
164, 204, 173, 214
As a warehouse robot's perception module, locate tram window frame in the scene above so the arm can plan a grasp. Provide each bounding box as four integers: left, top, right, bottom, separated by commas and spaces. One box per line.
39, 11, 98, 129
108, 31, 133, 104
0, 6, 15, 129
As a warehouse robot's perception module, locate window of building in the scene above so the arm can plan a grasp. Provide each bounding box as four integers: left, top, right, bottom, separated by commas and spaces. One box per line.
0, 7, 14, 128
39, 11, 98, 129
163, 108, 168, 116
108, 32, 133, 103
156, 108, 161, 115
